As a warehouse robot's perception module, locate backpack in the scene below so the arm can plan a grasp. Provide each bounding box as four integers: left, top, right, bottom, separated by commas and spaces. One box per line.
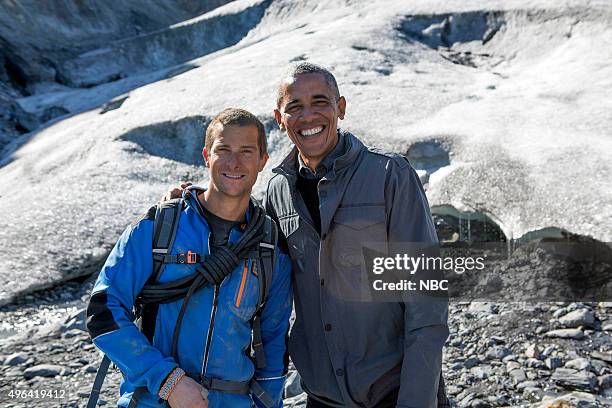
87, 194, 277, 408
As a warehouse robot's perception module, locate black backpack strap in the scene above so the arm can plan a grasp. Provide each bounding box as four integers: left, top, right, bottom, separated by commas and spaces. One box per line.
88, 200, 184, 408
252, 216, 278, 370
86, 355, 112, 408
140, 198, 184, 342
131, 198, 184, 406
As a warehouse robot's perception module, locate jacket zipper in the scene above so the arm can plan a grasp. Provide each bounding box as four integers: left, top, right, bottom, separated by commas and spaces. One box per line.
235, 259, 249, 308
200, 231, 217, 380
201, 284, 220, 379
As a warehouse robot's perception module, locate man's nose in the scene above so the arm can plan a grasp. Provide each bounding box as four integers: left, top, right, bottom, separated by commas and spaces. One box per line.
301, 105, 317, 120
226, 151, 240, 167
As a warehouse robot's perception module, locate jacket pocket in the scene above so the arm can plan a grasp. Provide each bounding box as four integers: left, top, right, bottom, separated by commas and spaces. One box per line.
330, 206, 387, 268
332, 205, 387, 229
228, 259, 258, 321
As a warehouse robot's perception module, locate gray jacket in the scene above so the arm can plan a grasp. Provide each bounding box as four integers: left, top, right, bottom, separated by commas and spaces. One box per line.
265, 131, 449, 408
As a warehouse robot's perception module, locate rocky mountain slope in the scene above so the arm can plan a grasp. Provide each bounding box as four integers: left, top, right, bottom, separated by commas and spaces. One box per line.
0, 0, 610, 406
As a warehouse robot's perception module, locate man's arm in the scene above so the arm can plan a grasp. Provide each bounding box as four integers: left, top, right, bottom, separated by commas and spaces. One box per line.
385, 159, 449, 408
252, 251, 293, 408
87, 220, 206, 407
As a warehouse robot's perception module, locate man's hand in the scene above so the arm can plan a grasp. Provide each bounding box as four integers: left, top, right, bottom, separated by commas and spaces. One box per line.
167, 375, 208, 408
161, 181, 192, 202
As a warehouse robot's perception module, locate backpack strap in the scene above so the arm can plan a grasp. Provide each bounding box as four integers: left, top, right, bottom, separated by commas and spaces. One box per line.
251, 215, 277, 370
88, 200, 183, 408
140, 198, 184, 341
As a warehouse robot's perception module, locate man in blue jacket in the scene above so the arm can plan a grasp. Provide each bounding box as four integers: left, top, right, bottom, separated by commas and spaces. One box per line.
87, 108, 292, 408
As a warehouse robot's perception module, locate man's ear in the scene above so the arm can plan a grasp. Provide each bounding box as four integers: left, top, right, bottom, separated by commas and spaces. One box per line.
259, 152, 269, 172
337, 96, 347, 120
202, 147, 209, 167
274, 109, 284, 130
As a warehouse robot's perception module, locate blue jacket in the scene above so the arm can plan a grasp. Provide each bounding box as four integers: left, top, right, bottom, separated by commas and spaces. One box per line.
87, 192, 293, 407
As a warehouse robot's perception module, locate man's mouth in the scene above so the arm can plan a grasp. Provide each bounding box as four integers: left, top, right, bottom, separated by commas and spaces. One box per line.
298, 125, 325, 137
222, 173, 245, 180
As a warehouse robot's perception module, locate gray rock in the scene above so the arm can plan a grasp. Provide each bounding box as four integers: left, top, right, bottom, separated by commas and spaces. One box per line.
284, 370, 303, 399
545, 357, 563, 370
463, 357, 480, 369
590, 358, 609, 375
522, 386, 543, 402
510, 368, 527, 384
591, 350, 612, 364
450, 362, 463, 370
469, 365, 493, 379
564, 357, 591, 371
558, 309, 595, 328
525, 343, 541, 359
23, 364, 65, 379
525, 358, 546, 369
284, 392, 307, 408
506, 361, 521, 371
485, 346, 511, 360
62, 308, 87, 332
4, 352, 28, 366
544, 328, 585, 339
553, 307, 569, 318
516, 380, 539, 391
599, 374, 612, 390
550, 368, 597, 391
468, 302, 496, 314
541, 345, 556, 358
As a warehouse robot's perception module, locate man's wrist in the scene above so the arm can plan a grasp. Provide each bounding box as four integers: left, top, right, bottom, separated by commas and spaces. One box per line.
158, 367, 186, 401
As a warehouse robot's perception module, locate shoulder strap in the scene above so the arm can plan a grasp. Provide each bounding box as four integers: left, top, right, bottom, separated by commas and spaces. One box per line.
251, 215, 278, 369
88, 199, 184, 408
139, 198, 185, 342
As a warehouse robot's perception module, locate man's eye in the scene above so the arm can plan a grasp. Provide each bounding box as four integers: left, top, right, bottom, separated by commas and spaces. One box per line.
286, 105, 300, 113
314, 100, 329, 106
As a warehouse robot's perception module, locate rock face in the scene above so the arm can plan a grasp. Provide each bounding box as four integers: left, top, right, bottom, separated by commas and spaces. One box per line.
0, 0, 610, 305
0, 1, 611, 406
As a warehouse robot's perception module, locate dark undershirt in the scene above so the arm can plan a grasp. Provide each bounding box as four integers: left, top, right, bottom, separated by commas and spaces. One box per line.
296, 175, 322, 235
196, 194, 243, 250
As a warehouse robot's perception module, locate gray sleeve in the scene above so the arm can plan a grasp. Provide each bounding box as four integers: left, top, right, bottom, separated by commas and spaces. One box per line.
385, 160, 449, 407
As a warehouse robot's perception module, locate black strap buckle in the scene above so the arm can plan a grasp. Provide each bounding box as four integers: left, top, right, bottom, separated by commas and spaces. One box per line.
177, 251, 199, 264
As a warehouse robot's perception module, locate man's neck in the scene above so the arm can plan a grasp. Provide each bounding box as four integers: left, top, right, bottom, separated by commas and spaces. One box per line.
299, 153, 322, 173
199, 188, 249, 222
299, 135, 340, 173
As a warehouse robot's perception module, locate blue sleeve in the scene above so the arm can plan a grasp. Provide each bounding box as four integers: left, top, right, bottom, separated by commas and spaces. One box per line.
253, 251, 293, 408
86, 220, 177, 396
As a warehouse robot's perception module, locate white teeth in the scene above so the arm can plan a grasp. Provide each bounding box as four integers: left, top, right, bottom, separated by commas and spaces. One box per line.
300, 126, 323, 136
223, 174, 243, 179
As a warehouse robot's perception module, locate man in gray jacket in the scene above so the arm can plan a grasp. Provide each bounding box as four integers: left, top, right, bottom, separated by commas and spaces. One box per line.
265, 63, 449, 408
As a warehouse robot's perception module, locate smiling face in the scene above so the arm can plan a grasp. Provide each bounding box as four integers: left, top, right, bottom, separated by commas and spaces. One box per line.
274, 73, 346, 169
203, 124, 268, 200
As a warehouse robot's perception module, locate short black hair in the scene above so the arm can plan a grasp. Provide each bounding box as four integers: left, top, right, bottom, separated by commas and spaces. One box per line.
276, 62, 340, 108
205, 108, 267, 157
